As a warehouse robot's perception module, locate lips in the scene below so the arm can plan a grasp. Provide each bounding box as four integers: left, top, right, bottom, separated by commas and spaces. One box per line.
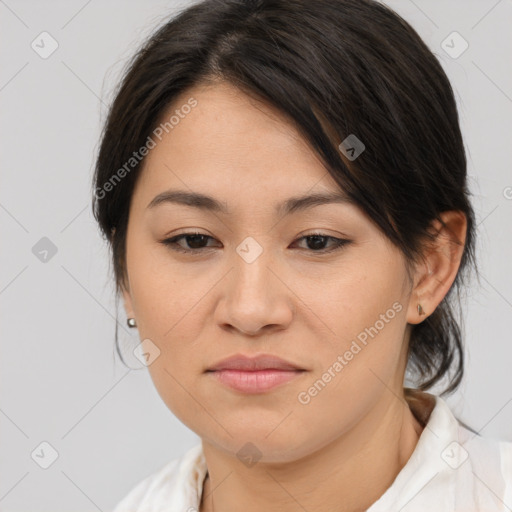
206, 354, 306, 393
206, 353, 305, 372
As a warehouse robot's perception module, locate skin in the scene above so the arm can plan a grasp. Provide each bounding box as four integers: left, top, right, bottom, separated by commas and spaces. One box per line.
121, 81, 467, 512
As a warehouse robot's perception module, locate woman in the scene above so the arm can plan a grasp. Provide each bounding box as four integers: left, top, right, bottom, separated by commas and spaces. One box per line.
92, 0, 512, 510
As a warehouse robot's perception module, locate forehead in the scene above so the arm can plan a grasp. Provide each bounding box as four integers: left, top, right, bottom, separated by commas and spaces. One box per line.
150, 82, 323, 162
131, 81, 351, 215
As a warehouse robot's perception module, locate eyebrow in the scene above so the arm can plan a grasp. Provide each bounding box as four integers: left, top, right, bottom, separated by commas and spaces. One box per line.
146, 189, 353, 216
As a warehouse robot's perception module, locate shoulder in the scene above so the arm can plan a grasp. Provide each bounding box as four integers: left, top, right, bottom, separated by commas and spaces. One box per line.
457, 421, 512, 486
409, 389, 512, 480
112, 443, 204, 512
450, 422, 512, 510
384, 390, 512, 511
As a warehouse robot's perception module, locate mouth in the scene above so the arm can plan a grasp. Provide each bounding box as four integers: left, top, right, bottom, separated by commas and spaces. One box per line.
206, 353, 305, 372
205, 353, 307, 394
206, 368, 306, 393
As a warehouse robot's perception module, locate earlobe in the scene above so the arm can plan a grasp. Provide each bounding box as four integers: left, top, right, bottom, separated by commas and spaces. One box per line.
407, 211, 467, 325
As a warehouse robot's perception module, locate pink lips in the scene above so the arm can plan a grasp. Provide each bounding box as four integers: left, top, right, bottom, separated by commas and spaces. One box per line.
206, 353, 306, 393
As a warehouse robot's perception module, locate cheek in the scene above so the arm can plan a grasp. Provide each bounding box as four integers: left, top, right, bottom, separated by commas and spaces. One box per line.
295, 250, 406, 348
127, 237, 210, 335
281, 297, 407, 458
125, 243, 214, 425
146, 360, 206, 432
294, 257, 408, 403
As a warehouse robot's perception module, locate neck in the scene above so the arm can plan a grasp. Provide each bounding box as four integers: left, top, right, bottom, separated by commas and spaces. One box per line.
200, 390, 426, 512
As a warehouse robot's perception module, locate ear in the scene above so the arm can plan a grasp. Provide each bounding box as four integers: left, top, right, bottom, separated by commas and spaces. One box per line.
407, 211, 467, 325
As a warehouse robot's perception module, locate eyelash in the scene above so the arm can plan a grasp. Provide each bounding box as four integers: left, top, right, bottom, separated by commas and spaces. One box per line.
160, 231, 351, 255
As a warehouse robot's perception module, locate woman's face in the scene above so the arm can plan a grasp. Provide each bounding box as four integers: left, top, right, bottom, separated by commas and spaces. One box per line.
122, 81, 417, 462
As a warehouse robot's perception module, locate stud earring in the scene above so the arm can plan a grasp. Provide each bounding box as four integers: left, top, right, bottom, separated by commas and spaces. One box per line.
417, 304, 426, 316
127, 318, 137, 328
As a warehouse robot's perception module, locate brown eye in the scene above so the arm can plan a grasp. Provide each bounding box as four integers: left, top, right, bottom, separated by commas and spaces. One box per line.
160, 232, 351, 255
292, 233, 351, 253
160, 233, 219, 253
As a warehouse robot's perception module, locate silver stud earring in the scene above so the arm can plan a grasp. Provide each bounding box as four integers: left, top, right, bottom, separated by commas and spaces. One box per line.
127, 318, 137, 328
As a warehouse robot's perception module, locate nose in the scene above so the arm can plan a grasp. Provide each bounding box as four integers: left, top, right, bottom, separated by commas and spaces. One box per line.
215, 245, 294, 336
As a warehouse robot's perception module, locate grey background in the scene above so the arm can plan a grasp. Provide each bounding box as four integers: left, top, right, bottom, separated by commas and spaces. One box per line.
1, 0, 511, 510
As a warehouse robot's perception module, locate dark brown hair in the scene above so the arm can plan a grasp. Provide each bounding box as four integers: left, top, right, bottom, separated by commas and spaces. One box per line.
92, 0, 478, 395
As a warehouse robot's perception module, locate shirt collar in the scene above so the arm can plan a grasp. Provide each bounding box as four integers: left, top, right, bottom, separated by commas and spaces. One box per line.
367, 389, 462, 511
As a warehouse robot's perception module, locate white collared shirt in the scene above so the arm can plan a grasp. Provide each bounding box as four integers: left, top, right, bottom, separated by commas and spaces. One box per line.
112, 394, 512, 511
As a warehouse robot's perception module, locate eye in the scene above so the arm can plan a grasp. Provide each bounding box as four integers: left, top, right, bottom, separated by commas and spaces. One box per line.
291, 232, 351, 253
160, 232, 219, 253
159, 231, 351, 254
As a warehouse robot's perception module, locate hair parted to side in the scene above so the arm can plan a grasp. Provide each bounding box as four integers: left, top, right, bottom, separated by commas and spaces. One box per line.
92, 0, 478, 396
